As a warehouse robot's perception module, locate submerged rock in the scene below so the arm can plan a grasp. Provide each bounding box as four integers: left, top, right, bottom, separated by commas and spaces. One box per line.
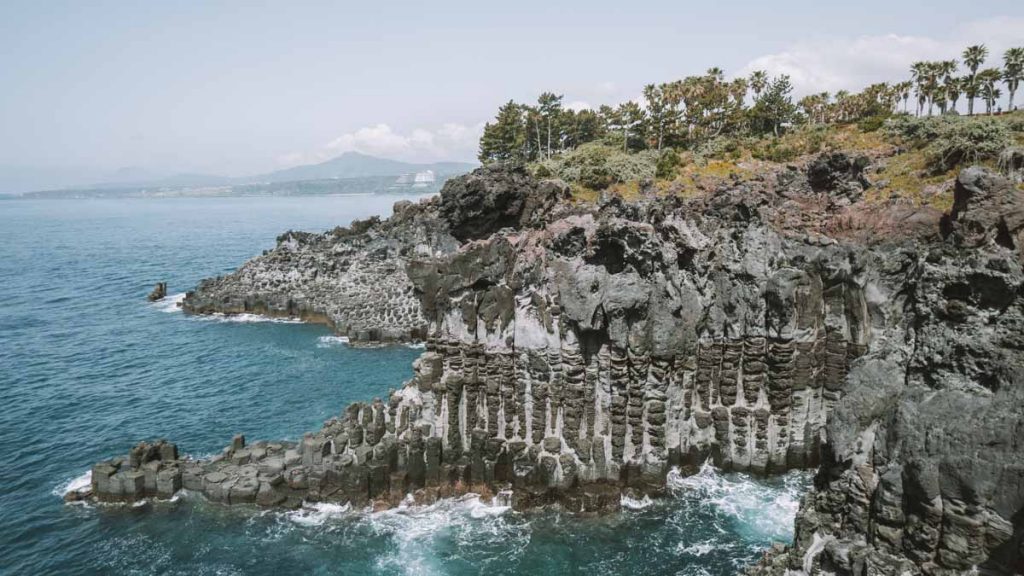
93, 162, 1024, 574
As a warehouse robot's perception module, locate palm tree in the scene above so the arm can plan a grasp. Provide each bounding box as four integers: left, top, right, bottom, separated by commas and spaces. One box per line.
749, 70, 768, 100
816, 92, 830, 123
946, 76, 963, 113
962, 44, 988, 115
1004, 47, 1024, 111
978, 68, 1002, 114
897, 81, 912, 113
935, 60, 958, 113
910, 61, 929, 116
834, 90, 851, 122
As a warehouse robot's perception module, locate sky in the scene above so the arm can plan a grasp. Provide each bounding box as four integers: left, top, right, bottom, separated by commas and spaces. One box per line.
0, 0, 1022, 193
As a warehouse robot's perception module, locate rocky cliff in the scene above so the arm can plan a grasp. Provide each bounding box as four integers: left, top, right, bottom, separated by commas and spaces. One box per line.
87, 160, 1024, 574
180, 199, 457, 342
752, 167, 1024, 576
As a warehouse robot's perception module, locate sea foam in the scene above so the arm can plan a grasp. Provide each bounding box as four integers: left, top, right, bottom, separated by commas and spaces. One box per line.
620, 493, 654, 510
285, 501, 353, 527
152, 293, 304, 324
316, 335, 350, 348
53, 469, 92, 498
202, 313, 304, 324
667, 460, 808, 543
152, 292, 186, 313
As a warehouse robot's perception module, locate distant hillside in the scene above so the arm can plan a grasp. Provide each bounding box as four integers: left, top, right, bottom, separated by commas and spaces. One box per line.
17, 152, 478, 198
257, 152, 476, 183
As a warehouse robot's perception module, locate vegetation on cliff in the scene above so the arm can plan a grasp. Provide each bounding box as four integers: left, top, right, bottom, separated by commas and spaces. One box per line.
478, 44, 1024, 208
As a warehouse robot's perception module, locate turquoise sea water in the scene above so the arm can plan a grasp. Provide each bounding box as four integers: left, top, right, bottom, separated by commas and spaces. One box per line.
0, 195, 809, 575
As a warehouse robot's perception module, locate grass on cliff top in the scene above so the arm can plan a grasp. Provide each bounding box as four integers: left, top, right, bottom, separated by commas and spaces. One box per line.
559, 112, 1024, 209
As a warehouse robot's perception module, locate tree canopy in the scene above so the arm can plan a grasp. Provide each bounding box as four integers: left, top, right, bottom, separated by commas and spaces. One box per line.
478, 43, 1024, 164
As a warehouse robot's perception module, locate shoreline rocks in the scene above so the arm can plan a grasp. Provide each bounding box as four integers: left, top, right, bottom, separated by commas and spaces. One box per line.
147, 282, 167, 302
93, 158, 1024, 573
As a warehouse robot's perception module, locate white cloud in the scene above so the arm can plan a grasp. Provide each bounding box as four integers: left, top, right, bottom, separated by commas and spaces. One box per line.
566, 100, 593, 112
738, 16, 1024, 97
278, 122, 484, 167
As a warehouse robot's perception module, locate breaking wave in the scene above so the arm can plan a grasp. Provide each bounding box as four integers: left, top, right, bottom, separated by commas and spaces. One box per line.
200, 313, 304, 324
667, 460, 810, 543
269, 494, 521, 576
53, 470, 92, 498
151, 293, 302, 324
151, 292, 186, 313
284, 501, 353, 527
316, 335, 350, 348
620, 493, 655, 510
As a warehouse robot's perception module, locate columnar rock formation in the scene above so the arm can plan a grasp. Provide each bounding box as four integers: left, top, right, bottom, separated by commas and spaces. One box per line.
89, 161, 1024, 574
751, 167, 1024, 575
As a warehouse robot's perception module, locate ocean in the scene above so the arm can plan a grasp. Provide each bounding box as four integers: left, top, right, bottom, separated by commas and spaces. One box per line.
0, 195, 809, 575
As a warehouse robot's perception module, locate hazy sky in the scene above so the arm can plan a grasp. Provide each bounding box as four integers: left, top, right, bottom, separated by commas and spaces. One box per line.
1, 1, 1022, 192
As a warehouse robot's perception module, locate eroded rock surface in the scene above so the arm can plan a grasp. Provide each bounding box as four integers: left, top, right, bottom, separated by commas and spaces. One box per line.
180, 195, 458, 342
90, 156, 1024, 574
750, 167, 1024, 575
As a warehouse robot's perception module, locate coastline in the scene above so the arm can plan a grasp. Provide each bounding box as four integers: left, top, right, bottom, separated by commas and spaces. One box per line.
78, 161, 1024, 574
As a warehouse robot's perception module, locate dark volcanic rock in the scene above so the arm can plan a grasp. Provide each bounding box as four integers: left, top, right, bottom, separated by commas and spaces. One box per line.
750, 168, 1024, 576
945, 166, 1024, 257
439, 164, 570, 241
180, 198, 459, 343
807, 152, 871, 205
147, 282, 167, 302
93, 163, 1024, 574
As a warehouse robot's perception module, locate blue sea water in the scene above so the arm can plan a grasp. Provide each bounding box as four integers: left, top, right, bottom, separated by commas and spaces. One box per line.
0, 195, 810, 575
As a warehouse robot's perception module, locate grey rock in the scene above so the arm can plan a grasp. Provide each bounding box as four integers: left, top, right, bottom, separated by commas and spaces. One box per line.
89, 164, 1024, 574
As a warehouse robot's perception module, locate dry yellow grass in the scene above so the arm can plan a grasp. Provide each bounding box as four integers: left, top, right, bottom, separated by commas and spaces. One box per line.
865, 149, 956, 210
566, 115, 1022, 207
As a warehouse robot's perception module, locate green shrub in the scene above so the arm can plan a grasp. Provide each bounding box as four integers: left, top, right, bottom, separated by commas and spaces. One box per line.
883, 115, 947, 142
856, 114, 888, 133
655, 150, 682, 179
803, 126, 830, 154
884, 115, 1013, 173
533, 143, 657, 189
532, 163, 553, 178
751, 138, 800, 163
693, 136, 742, 160
1003, 113, 1024, 133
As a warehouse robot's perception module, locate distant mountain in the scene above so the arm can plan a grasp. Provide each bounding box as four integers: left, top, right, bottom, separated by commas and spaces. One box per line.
15, 152, 477, 198
255, 152, 476, 183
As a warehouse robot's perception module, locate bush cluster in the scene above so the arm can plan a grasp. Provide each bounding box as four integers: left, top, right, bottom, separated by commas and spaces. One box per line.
884, 115, 1014, 173
532, 143, 658, 189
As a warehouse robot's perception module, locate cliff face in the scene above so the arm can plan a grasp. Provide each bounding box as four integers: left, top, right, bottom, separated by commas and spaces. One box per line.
88, 162, 1024, 574
754, 168, 1024, 575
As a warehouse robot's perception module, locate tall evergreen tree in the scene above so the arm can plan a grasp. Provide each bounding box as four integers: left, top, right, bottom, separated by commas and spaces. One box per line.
749, 75, 796, 136
478, 101, 525, 163
536, 93, 563, 158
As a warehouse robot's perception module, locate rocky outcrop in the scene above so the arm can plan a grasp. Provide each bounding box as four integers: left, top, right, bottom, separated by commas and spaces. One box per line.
147, 282, 167, 302
92, 155, 1024, 573
180, 165, 568, 343
750, 167, 1024, 575
180, 198, 458, 342
439, 164, 571, 241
